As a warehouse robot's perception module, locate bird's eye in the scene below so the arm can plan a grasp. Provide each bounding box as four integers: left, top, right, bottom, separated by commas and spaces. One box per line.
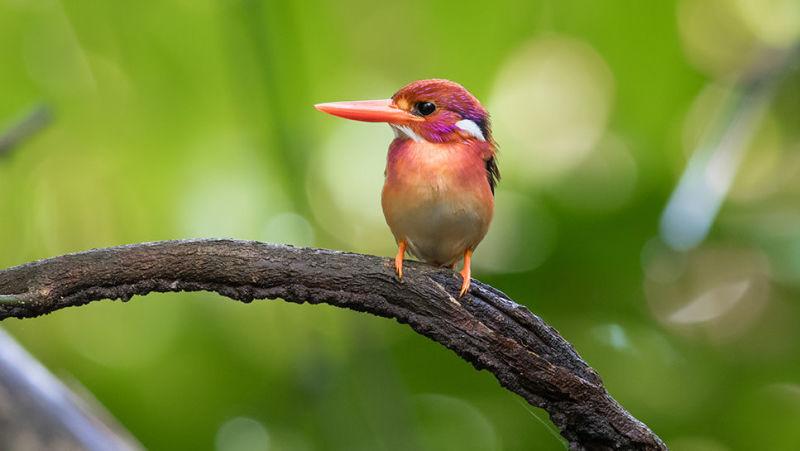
415, 101, 436, 116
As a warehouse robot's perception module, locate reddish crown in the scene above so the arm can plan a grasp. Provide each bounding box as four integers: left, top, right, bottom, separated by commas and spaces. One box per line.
391, 79, 491, 143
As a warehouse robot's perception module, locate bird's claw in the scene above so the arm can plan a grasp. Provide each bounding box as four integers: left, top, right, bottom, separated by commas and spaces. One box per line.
458, 248, 473, 298
394, 261, 403, 281
394, 241, 406, 281
458, 272, 470, 297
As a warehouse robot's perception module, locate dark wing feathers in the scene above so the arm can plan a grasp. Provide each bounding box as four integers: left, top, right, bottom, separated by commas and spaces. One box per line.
486, 156, 500, 195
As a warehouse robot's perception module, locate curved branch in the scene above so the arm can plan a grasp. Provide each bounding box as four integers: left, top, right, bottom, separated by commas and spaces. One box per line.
0, 239, 665, 450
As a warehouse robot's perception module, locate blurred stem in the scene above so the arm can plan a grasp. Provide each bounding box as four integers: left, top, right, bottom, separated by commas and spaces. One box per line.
0, 329, 141, 450
220, 0, 313, 218
0, 104, 52, 158
660, 45, 800, 250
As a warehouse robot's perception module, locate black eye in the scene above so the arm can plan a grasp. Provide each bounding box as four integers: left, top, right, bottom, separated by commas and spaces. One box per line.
415, 101, 436, 116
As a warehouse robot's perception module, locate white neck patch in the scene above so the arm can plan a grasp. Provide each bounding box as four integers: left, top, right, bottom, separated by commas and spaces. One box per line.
391, 125, 424, 142
455, 119, 486, 141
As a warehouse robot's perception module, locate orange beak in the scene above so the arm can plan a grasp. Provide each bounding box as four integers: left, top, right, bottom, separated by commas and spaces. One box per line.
314, 99, 423, 124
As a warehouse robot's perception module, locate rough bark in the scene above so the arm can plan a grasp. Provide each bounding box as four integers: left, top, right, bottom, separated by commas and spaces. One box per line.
0, 239, 666, 450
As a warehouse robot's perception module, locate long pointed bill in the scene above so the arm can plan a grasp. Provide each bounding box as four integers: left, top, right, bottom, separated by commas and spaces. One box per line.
314, 99, 423, 123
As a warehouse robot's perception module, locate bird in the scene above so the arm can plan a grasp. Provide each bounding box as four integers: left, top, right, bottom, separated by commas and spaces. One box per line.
315, 79, 498, 297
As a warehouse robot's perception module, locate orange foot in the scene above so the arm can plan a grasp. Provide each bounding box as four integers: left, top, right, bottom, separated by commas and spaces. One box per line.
394, 240, 406, 280
459, 249, 473, 297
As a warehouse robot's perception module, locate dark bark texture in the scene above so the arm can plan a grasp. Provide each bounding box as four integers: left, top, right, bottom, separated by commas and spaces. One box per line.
0, 239, 666, 450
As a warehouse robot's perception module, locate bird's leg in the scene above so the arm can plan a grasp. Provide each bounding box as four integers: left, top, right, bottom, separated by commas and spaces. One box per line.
394, 240, 407, 280
459, 249, 473, 297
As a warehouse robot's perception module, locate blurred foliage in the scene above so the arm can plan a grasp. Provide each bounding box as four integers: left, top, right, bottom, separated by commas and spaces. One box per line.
1, 0, 800, 450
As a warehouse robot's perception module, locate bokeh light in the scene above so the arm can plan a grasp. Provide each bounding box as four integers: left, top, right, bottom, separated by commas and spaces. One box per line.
490, 36, 615, 185
307, 120, 396, 256
215, 417, 270, 451
733, 0, 800, 48
178, 134, 291, 240
644, 242, 771, 343
678, 0, 799, 79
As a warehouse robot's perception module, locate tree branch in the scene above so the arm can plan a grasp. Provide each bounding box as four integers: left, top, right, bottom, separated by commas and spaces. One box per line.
0, 239, 665, 450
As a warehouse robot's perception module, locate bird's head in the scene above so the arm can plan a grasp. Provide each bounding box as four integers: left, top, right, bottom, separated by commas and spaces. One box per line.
315, 79, 491, 144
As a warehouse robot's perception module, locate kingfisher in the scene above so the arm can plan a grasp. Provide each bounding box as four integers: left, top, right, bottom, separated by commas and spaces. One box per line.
315, 79, 498, 297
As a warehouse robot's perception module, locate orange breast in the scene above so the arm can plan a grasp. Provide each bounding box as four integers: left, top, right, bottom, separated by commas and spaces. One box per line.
381, 139, 494, 266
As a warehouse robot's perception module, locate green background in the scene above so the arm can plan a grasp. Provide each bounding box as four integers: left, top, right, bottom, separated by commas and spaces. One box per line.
2, 0, 800, 449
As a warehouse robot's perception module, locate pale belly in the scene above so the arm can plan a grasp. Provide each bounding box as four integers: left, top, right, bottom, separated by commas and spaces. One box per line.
381, 141, 493, 267
383, 193, 489, 266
